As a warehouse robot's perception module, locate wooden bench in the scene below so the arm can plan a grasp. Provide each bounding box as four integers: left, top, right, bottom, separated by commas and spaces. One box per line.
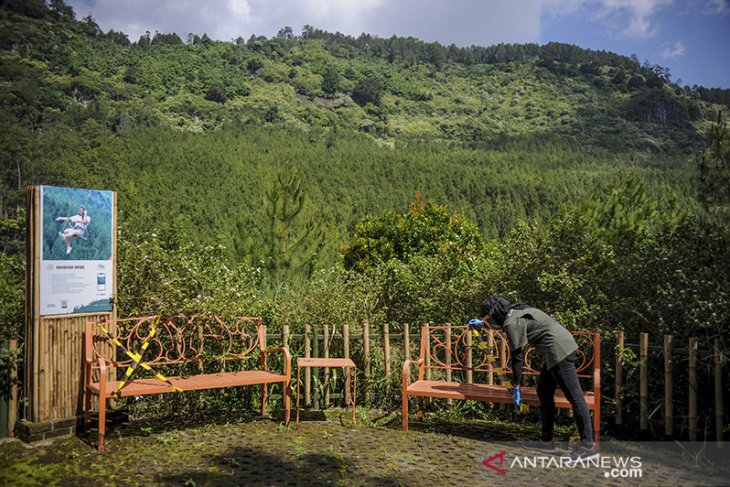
84, 315, 291, 451
402, 325, 601, 441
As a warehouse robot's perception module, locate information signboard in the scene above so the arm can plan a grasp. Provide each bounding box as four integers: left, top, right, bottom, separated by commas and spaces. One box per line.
38, 185, 114, 316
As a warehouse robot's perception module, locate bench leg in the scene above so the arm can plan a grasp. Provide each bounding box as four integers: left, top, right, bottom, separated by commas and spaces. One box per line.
98, 397, 106, 453
402, 393, 409, 432
593, 408, 601, 446
261, 383, 267, 416
296, 368, 301, 424
84, 389, 92, 433
418, 398, 424, 421
284, 380, 291, 425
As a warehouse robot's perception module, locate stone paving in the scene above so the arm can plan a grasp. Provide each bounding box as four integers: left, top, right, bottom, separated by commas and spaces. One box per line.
1, 409, 728, 486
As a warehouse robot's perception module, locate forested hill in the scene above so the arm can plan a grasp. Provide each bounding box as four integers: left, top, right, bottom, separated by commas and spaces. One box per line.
0, 1, 727, 268
1, 2, 724, 150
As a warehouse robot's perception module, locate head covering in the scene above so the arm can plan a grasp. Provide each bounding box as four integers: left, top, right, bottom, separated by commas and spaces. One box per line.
479, 294, 528, 328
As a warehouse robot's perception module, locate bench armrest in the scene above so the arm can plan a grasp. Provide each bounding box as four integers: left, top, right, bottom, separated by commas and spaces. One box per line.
97, 357, 109, 396
402, 358, 425, 391
259, 346, 292, 378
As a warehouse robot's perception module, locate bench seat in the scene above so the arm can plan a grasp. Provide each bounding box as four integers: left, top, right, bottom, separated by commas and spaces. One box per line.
88, 370, 289, 398
406, 380, 596, 409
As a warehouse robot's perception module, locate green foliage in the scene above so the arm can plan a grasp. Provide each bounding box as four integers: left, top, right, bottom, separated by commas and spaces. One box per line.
351, 73, 385, 107
496, 215, 614, 328
0, 211, 24, 339
342, 196, 493, 324
343, 196, 485, 273
321, 65, 340, 96
580, 170, 687, 245
116, 225, 272, 319
494, 169, 727, 344
695, 111, 730, 218
204, 82, 227, 103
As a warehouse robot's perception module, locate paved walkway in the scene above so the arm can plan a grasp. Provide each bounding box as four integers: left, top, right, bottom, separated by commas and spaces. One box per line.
1, 410, 728, 486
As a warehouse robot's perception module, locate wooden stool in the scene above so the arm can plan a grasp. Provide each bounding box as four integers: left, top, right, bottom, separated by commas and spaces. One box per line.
296, 357, 357, 424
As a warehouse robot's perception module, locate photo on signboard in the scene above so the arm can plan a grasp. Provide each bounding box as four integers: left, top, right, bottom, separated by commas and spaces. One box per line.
41, 186, 113, 261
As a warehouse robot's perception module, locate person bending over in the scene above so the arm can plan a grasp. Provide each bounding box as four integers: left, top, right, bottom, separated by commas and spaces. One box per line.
470, 294, 598, 460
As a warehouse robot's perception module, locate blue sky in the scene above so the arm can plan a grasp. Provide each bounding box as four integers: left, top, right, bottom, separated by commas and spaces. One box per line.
68, 0, 730, 88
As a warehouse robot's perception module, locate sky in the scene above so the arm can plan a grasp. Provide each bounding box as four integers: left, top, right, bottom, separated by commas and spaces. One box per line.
67, 0, 730, 88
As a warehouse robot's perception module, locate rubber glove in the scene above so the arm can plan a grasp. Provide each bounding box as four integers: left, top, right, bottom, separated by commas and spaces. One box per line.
512, 386, 521, 407
468, 318, 484, 328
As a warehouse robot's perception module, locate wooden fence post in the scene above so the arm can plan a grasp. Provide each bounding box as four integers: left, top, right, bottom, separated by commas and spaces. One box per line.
384, 323, 391, 397
363, 322, 370, 403
615, 331, 624, 426
640, 332, 648, 432
689, 337, 698, 441
8, 339, 18, 437
304, 324, 311, 407
259, 323, 267, 414
664, 335, 673, 437
715, 339, 724, 447
282, 325, 289, 348
446, 324, 452, 405
403, 323, 410, 361
312, 325, 320, 410
466, 328, 473, 385
343, 324, 351, 406
323, 324, 330, 407
424, 323, 431, 382
487, 328, 494, 385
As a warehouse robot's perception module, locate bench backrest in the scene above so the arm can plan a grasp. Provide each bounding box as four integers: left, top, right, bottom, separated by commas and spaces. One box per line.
85, 315, 266, 372
420, 325, 600, 383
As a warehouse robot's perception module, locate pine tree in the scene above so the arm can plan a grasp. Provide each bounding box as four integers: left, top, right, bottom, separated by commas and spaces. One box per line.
696, 111, 730, 219
262, 168, 324, 278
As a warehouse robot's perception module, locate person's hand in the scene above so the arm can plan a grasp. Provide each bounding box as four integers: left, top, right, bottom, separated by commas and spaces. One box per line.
512, 386, 521, 407
468, 318, 484, 328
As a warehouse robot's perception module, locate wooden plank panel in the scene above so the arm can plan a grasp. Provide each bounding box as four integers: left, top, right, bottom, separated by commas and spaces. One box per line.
36, 313, 113, 420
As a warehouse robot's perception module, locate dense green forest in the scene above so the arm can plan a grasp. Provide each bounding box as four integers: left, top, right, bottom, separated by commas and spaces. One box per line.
1, 0, 725, 261
1, 1, 729, 436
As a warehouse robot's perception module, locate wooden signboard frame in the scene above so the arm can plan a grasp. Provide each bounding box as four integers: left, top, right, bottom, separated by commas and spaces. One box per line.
24, 186, 117, 423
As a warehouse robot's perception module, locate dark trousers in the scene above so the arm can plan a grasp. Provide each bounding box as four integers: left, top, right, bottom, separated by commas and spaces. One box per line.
537, 351, 594, 445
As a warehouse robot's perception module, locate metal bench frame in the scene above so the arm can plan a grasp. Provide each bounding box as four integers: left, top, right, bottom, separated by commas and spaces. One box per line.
402, 324, 600, 441
84, 315, 291, 451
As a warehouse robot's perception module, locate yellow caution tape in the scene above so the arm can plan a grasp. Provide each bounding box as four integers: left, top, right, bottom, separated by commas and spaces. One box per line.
97, 317, 184, 396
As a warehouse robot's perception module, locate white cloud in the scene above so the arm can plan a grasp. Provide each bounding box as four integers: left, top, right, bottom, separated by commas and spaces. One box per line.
704, 0, 729, 13
228, 0, 252, 19
599, 0, 672, 37
65, 0, 543, 47
662, 40, 686, 59
542, 0, 672, 38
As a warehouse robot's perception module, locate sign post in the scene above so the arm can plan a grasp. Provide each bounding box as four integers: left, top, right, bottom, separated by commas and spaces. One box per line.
20, 186, 117, 441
